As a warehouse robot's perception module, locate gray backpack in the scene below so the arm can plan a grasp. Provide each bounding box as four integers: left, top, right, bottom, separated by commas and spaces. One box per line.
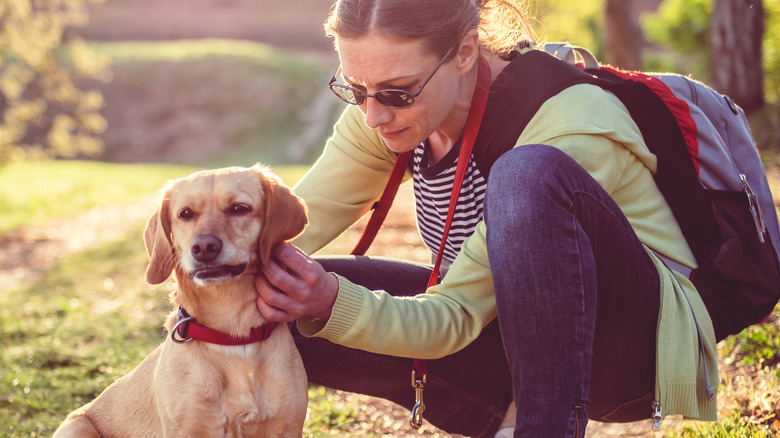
472, 43, 780, 341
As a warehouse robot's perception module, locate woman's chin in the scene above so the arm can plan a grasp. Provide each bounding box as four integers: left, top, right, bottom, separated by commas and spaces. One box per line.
381, 131, 421, 153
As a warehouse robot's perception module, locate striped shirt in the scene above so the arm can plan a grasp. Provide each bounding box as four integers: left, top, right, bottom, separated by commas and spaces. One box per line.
412, 140, 487, 264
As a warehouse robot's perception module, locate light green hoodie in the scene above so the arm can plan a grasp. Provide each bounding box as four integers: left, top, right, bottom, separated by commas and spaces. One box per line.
294, 81, 719, 426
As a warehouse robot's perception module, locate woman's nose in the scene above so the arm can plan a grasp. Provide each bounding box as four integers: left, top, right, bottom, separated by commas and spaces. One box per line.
362, 98, 393, 129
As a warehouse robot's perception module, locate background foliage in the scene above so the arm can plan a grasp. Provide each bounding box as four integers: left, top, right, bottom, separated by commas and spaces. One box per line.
0, 0, 109, 164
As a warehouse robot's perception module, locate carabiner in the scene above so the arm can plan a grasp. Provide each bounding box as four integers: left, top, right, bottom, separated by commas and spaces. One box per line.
409, 369, 426, 429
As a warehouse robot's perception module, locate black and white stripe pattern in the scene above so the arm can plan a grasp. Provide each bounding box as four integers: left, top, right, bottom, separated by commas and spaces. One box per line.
412, 141, 487, 264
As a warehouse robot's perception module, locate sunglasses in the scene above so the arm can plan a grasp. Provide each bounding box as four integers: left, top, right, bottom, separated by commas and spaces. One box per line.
328, 43, 457, 109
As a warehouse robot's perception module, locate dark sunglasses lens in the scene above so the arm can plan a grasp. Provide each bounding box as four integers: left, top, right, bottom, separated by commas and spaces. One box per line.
330, 85, 363, 105
376, 90, 414, 108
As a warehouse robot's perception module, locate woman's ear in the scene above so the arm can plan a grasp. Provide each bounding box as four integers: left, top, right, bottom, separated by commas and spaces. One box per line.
455, 29, 481, 73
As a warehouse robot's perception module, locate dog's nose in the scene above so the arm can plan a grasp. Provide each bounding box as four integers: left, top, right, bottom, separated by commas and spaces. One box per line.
191, 234, 223, 263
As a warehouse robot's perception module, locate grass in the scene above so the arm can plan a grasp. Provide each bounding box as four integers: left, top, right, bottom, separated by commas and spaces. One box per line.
0, 161, 197, 233
0, 160, 311, 234
89, 38, 316, 71
0, 224, 167, 435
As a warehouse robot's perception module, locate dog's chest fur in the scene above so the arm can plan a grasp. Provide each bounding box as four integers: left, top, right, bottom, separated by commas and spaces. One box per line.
158, 338, 290, 436
209, 343, 277, 424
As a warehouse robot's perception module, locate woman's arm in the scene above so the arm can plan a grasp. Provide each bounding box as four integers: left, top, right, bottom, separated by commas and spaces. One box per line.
293, 105, 405, 254
257, 221, 497, 359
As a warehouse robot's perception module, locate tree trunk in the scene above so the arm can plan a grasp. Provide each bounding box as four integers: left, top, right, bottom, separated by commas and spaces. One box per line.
604, 0, 643, 70
711, 0, 765, 114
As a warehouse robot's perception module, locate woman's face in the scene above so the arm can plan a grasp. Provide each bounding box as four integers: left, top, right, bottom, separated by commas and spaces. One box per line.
335, 34, 464, 153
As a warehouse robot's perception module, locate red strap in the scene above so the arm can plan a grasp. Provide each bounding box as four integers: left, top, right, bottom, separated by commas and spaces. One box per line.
351, 151, 413, 255
185, 321, 276, 345
346, 58, 493, 388
414, 57, 492, 380
173, 307, 277, 346
425, 56, 492, 289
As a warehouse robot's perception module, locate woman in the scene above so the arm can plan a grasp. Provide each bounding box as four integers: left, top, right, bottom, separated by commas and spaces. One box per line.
254, 0, 720, 436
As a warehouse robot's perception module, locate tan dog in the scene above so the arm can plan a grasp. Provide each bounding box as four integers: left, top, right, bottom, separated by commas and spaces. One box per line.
53, 164, 309, 437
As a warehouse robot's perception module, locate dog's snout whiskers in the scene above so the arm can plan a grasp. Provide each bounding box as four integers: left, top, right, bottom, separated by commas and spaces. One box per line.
191, 234, 223, 263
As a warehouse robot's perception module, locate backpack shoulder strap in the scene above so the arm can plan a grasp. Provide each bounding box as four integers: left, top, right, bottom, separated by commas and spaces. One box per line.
543, 42, 600, 70
589, 67, 720, 257
472, 49, 597, 178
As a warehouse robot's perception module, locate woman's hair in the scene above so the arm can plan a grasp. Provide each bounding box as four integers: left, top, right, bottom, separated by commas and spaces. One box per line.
324, 0, 537, 58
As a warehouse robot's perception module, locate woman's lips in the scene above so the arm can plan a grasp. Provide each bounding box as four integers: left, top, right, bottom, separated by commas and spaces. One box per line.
380, 128, 405, 140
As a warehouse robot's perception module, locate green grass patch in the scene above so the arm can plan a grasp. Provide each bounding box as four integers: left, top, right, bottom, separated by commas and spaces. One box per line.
0, 226, 360, 437
89, 39, 311, 72
720, 307, 780, 369
305, 386, 360, 436
0, 160, 197, 233
0, 224, 171, 435
670, 409, 776, 438
0, 160, 310, 233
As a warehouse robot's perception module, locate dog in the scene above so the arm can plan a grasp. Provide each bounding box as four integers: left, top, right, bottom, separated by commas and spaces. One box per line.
53, 164, 309, 437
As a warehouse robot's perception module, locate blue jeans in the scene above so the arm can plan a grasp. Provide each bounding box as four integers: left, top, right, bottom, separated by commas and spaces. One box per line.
485, 145, 659, 437
295, 145, 659, 437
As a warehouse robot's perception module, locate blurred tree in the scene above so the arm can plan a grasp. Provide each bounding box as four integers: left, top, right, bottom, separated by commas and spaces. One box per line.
643, 0, 772, 113
532, 0, 604, 59
711, 0, 765, 114
765, 0, 779, 104
604, 0, 643, 69
642, 0, 711, 78
0, 0, 108, 166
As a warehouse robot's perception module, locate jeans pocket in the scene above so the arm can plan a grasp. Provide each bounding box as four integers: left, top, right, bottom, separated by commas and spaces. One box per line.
596, 390, 655, 423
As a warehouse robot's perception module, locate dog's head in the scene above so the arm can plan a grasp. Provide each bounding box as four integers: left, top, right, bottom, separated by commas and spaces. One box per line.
143, 164, 308, 286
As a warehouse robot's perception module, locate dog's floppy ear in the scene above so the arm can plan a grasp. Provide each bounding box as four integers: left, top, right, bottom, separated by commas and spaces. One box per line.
254, 164, 308, 267
143, 192, 175, 285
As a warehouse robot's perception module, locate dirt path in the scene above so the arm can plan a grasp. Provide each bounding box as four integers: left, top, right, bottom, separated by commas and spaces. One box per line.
0, 181, 682, 437
0, 194, 160, 291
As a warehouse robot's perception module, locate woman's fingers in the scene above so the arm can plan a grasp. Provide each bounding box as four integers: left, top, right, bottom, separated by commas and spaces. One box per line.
255, 243, 338, 322
254, 271, 297, 323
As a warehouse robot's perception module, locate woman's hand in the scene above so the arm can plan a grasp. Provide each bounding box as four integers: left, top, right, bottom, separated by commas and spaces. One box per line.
255, 243, 339, 323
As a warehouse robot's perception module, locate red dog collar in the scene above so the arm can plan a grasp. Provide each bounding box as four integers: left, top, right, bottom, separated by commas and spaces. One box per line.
171, 307, 276, 346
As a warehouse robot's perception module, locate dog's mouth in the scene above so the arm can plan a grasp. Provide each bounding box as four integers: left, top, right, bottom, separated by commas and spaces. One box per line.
191, 263, 248, 282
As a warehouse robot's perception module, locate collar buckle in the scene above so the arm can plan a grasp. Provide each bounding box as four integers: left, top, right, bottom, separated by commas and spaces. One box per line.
171, 307, 195, 343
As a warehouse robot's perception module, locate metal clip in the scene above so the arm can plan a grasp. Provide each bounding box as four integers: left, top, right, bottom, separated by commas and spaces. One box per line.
171, 307, 194, 343
741, 174, 767, 243
651, 400, 662, 432
409, 369, 427, 429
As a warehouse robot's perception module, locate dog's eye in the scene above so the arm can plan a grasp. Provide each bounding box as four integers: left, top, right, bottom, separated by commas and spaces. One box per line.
179, 208, 194, 220
228, 203, 252, 215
